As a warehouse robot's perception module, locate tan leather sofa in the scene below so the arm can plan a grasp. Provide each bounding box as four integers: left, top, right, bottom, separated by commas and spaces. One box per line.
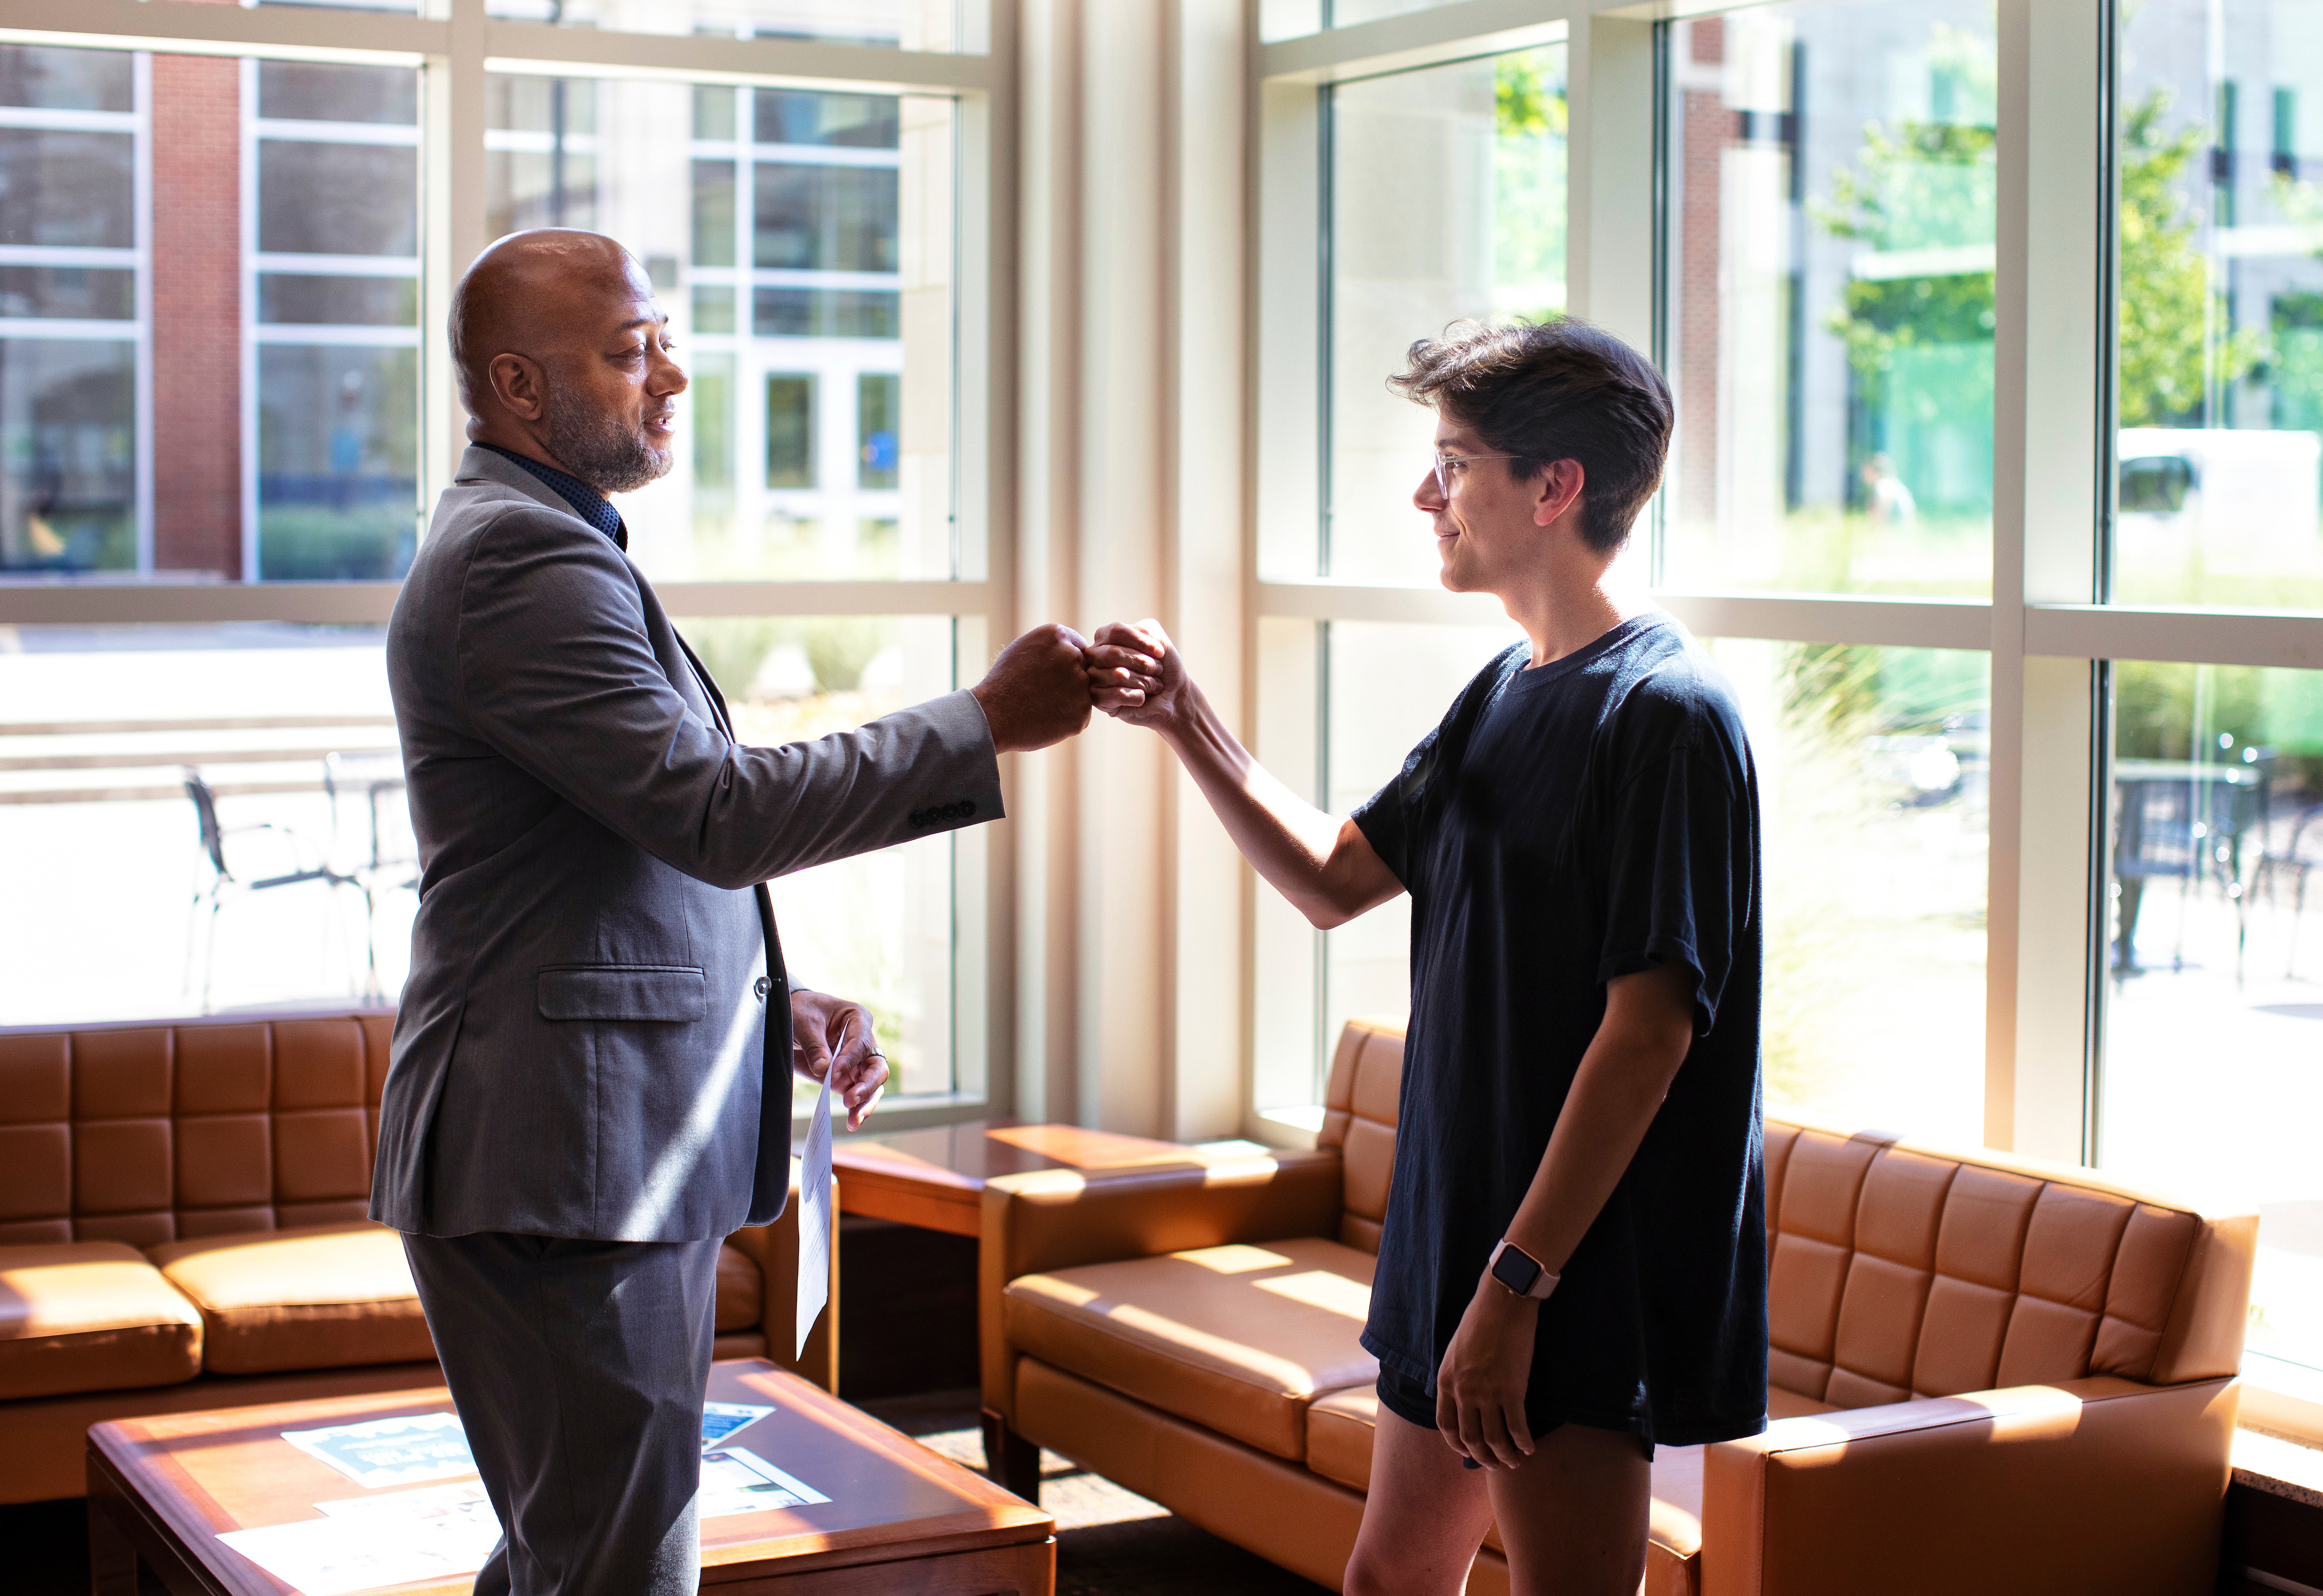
0, 1009, 834, 1505
980, 1019, 2258, 1596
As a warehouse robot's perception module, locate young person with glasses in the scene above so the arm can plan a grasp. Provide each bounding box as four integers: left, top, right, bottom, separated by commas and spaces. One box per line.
1085, 318, 1766, 1596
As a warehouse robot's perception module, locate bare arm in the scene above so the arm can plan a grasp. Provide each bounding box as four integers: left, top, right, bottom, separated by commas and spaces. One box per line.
1086, 619, 1401, 929
1437, 961, 1698, 1468
1501, 961, 1697, 1276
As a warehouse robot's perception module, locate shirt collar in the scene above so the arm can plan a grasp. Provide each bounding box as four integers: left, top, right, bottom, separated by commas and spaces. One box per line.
477, 442, 627, 550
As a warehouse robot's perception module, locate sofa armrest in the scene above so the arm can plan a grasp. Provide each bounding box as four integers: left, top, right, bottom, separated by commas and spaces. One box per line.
722, 1157, 839, 1394
978, 1149, 1346, 1420
1701, 1375, 2238, 1596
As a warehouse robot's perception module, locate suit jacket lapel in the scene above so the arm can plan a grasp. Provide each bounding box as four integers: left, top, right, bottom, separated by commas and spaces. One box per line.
674, 632, 736, 742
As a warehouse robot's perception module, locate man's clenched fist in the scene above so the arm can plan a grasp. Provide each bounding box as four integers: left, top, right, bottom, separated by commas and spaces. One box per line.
970, 623, 1094, 753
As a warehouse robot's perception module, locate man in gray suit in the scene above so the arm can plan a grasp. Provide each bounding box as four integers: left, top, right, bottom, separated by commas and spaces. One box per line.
371, 229, 1091, 1595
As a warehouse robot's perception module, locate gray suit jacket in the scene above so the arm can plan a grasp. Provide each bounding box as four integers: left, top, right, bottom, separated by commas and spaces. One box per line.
371, 447, 1002, 1242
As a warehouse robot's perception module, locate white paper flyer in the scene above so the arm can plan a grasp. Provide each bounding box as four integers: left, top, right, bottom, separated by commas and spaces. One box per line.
278, 1412, 477, 1491
218, 1482, 499, 1595
698, 1446, 831, 1519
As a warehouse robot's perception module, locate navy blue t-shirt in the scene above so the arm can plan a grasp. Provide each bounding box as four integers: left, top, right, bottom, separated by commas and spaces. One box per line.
1349, 613, 1768, 1448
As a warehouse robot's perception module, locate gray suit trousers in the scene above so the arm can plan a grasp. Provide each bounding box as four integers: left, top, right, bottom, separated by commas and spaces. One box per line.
402, 1231, 723, 1596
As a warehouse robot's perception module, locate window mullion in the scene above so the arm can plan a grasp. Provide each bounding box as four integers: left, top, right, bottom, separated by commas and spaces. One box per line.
1991, 0, 2108, 1161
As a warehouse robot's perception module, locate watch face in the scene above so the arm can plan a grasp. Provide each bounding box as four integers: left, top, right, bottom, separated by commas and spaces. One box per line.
1492, 1245, 1540, 1294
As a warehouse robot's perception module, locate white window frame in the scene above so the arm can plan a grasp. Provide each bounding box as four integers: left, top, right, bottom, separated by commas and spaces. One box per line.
0, 0, 1017, 1136
1252, 0, 2323, 1440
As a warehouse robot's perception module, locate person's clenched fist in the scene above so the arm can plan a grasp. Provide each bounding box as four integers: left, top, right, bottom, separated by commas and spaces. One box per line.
970, 623, 1095, 752
1084, 619, 1182, 731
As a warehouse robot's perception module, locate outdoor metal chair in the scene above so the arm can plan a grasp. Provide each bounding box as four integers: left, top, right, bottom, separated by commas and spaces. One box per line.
182, 767, 373, 1013
2255, 800, 2323, 979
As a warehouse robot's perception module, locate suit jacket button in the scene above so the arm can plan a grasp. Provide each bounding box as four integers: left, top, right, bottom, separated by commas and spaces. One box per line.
754, 977, 771, 999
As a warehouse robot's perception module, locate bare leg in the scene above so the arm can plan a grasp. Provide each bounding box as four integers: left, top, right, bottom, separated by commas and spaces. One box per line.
1343, 1402, 1496, 1596
1485, 1422, 1651, 1596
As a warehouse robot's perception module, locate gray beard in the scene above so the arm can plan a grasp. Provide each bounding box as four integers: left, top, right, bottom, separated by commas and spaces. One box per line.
542, 382, 670, 496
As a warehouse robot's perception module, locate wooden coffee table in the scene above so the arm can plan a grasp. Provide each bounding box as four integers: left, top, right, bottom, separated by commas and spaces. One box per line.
831, 1117, 1205, 1236
87, 1358, 1054, 1595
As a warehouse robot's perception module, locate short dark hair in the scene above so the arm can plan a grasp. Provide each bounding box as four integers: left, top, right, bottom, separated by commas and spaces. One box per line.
1388, 317, 1673, 554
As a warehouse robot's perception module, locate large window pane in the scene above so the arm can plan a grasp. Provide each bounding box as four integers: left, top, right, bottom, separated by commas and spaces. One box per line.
1321, 619, 1525, 1050
0, 614, 983, 1087
1251, 617, 1522, 1115
1660, 6, 1997, 597
2113, 0, 2323, 609
1309, 45, 1567, 585
2098, 661, 2323, 1379
1704, 639, 1990, 1144
680, 614, 980, 1106
0, 625, 405, 1023
487, 75, 956, 584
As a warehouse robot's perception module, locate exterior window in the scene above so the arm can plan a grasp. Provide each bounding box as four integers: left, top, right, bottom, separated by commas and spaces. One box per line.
248, 60, 422, 581
767, 374, 815, 489
486, 75, 599, 237
1303, 44, 1568, 586
682, 613, 977, 1101
2098, 662, 2323, 1381
1659, 4, 1998, 597
1252, 618, 1523, 1115
2113, 0, 2323, 609
474, 76, 951, 582
0, 44, 138, 575
1706, 641, 1991, 1146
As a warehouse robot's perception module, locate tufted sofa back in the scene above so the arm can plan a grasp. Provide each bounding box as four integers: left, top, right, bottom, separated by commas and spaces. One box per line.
1318, 1019, 1404, 1254
1764, 1120, 2254, 1401
0, 1012, 393, 1250
1315, 1021, 2254, 1398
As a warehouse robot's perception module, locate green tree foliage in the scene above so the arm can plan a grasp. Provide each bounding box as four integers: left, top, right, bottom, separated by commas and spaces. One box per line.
1818, 84, 2253, 428
1494, 50, 1565, 140
1817, 121, 1998, 392
2117, 91, 2258, 425
1493, 49, 1568, 322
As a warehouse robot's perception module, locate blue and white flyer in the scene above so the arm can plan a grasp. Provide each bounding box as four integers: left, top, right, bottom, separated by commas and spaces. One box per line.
278, 1412, 477, 1490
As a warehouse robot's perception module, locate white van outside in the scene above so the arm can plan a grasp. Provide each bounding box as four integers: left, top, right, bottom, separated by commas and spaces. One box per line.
2116, 427, 2323, 583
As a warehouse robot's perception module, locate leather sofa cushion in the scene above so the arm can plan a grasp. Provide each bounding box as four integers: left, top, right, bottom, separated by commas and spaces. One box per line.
0, 1242, 203, 1400
148, 1222, 433, 1376
1303, 1383, 1721, 1596
1004, 1236, 1377, 1460
715, 1242, 761, 1333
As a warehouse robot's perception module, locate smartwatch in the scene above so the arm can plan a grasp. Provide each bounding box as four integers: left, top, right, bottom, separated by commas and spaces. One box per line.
1487, 1239, 1559, 1301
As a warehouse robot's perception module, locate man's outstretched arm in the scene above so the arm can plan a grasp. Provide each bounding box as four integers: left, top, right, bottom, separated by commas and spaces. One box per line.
452, 509, 1090, 890
1085, 618, 1402, 929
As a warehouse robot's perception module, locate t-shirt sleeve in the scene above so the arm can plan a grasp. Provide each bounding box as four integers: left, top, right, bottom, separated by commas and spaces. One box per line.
1597, 743, 1753, 1035
1350, 737, 1424, 888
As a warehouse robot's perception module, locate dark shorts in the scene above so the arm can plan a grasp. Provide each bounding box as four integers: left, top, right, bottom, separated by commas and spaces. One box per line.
1374, 1364, 1654, 1462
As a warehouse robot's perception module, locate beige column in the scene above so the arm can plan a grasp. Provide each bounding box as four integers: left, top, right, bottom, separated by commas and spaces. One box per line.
1014, 0, 1249, 1139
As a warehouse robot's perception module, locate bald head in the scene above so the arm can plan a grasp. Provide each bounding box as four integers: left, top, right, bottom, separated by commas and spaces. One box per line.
450, 229, 642, 414
450, 229, 685, 494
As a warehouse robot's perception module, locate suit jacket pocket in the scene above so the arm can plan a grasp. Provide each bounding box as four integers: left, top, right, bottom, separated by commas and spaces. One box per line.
536, 964, 707, 1022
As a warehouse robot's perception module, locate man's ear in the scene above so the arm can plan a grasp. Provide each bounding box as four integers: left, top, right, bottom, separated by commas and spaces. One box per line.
488, 352, 547, 422
1533, 458, 1586, 529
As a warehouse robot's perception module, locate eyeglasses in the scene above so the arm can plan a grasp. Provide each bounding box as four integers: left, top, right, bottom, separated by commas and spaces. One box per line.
1431, 450, 1519, 501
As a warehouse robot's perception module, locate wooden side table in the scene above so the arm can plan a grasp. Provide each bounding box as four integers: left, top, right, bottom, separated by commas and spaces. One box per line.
830, 1118, 1206, 1236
